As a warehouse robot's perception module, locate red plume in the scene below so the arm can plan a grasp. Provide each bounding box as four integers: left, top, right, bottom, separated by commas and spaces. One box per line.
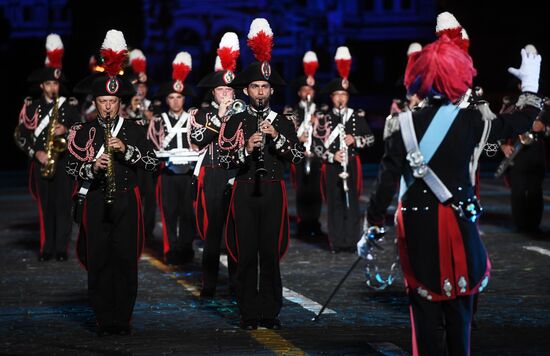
172, 52, 192, 82
436, 27, 462, 41
247, 32, 272, 62
336, 59, 351, 80
46, 49, 64, 69
100, 48, 127, 77
217, 47, 239, 72
131, 58, 146, 73
303, 62, 318, 78
172, 64, 190, 82
407, 35, 476, 102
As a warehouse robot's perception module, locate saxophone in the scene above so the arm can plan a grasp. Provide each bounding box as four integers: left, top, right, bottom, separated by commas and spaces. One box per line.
41, 95, 67, 178
104, 114, 116, 204
337, 106, 350, 209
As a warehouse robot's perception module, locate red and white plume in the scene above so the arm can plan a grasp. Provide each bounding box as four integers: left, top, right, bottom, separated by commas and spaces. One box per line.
100, 29, 128, 77
129, 49, 147, 74
435, 12, 462, 40
172, 51, 192, 82
404, 43, 423, 89
335, 46, 352, 80
45, 33, 64, 69
214, 56, 223, 72
247, 18, 273, 63
303, 51, 319, 78
456, 28, 470, 52
217, 32, 240, 72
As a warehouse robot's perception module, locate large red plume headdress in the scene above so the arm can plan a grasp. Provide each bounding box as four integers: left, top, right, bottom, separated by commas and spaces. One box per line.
247, 18, 273, 80
335, 46, 352, 90
171, 51, 192, 93
406, 35, 477, 103
217, 32, 240, 84
303, 51, 318, 87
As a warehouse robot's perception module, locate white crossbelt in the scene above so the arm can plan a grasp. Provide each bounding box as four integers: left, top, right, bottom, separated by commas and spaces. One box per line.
162, 112, 189, 149
324, 108, 354, 149
34, 96, 66, 138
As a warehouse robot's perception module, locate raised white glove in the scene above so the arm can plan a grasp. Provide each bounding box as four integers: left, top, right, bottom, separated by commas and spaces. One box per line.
508, 47, 541, 93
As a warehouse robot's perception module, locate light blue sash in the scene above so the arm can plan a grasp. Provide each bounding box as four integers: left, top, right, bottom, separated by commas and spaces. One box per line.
398, 104, 460, 200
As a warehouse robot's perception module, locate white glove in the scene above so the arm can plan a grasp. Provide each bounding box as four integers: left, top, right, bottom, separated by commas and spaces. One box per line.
357, 234, 370, 259
508, 48, 542, 93
357, 226, 384, 259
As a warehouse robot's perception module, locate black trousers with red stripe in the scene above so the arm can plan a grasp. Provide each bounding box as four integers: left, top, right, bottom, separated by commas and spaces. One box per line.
199, 167, 236, 293
409, 293, 474, 356
294, 157, 322, 235
31, 155, 73, 256
160, 170, 196, 256
232, 181, 284, 321
83, 188, 140, 329
325, 161, 361, 250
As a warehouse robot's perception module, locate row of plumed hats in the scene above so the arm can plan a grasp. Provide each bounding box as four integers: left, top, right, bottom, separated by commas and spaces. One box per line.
28, 12, 484, 103
27, 18, 358, 99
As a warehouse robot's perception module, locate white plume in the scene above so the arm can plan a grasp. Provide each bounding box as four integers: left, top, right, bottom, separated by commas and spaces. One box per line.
129, 49, 146, 61
407, 42, 422, 55
214, 56, 222, 71
335, 46, 351, 60
46, 33, 63, 51
219, 32, 240, 51
303, 51, 318, 63
173, 51, 192, 68
436, 12, 461, 32
101, 29, 127, 52
248, 18, 273, 39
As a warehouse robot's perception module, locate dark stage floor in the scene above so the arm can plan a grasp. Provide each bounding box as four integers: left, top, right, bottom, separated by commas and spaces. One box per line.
1, 174, 549, 355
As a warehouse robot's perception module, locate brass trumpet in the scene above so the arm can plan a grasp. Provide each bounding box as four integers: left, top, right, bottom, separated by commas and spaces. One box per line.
224, 99, 246, 117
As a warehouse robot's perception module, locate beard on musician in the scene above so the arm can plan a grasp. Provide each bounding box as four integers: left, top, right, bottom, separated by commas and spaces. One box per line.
243, 80, 274, 108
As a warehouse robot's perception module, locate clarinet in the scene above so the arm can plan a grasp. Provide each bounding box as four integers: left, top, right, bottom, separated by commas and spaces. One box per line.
303, 94, 313, 175
337, 105, 350, 209
255, 99, 268, 176
104, 113, 116, 204
494, 131, 535, 178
